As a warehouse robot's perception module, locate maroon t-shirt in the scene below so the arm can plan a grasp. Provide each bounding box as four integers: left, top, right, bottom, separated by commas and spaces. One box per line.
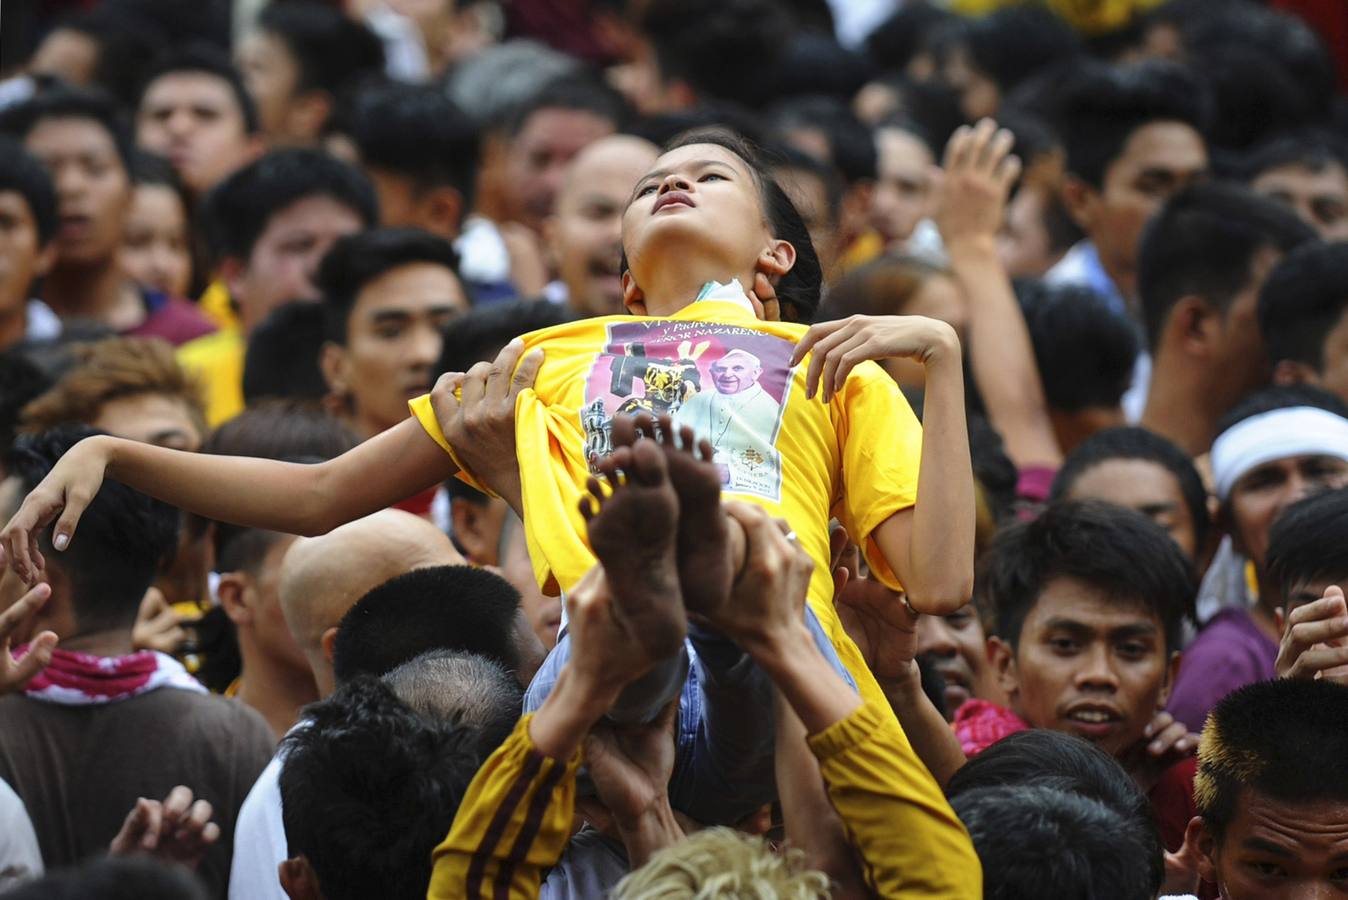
124, 291, 217, 346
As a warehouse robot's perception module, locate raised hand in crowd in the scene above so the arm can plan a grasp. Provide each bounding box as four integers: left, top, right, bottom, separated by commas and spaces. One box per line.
1276, 584, 1348, 683
1122, 710, 1199, 794
0, 581, 56, 695
108, 785, 220, 869
131, 587, 186, 655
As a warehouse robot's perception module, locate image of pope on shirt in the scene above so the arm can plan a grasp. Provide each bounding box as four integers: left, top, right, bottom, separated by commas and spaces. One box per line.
581, 315, 792, 502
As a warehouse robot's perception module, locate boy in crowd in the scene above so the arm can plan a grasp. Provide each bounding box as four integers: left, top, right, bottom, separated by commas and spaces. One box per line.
1267, 488, 1348, 684
1189, 679, 1348, 900
236, 2, 384, 148
1241, 129, 1348, 241
1169, 386, 1348, 731
318, 228, 470, 442
1138, 183, 1316, 453
0, 88, 216, 345
179, 148, 377, 424
0, 138, 56, 351
962, 500, 1198, 850
1257, 240, 1348, 405
136, 45, 264, 200
1051, 426, 1209, 564
1048, 60, 1209, 317
0, 427, 274, 896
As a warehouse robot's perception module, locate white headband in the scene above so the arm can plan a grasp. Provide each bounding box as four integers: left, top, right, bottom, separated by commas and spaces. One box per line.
1211, 406, 1348, 500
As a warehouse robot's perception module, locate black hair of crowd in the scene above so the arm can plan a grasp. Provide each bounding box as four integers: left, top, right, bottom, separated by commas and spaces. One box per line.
1054, 60, 1210, 190
256, 1, 385, 97
1215, 383, 1348, 438
1257, 241, 1348, 376
962, 5, 1083, 97
1137, 181, 1316, 351
138, 43, 261, 135
0, 85, 135, 175
976, 499, 1195, 653
200, 148, 378, 262
316, 227, 461, 344
345, 80, 480, 209
1196, 678, 1348, 842
639, 0, 791, 110
951, 784, 1158, 900
332, 565, 525, 683
1050, 426, 1210, 555
279, 676, 481, 900
1266, 488, 1348, 607
242, 302, 330, 405
435, 300, 578, 379
0, 136, 57, 246
764, 94, 878, 185
1016, 279, 1138, 414
945, 729, 1164, 895
9, 426, 179, 632
1237, 128, 1348, 182
503, 72, 630, 137
0, 855, 207, 900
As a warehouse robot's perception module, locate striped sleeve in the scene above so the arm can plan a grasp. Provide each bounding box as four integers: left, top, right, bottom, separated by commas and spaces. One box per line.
808, 700, 983, 898
428, 714, 581, 900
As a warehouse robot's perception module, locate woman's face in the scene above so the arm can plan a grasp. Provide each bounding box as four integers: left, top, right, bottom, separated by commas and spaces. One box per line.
621, 143, 774, 308
120, 183, 192, 297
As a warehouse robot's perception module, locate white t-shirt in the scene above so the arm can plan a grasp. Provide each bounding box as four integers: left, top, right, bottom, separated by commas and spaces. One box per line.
228, 749, 288, 900
0, 778, 43, 890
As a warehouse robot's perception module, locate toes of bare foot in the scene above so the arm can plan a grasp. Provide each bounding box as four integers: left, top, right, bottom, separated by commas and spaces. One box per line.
597, 446, 634, 484
627, 439, 669, 487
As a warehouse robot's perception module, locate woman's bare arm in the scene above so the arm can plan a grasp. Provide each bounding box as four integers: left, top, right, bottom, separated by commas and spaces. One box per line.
2, 417, 456, 582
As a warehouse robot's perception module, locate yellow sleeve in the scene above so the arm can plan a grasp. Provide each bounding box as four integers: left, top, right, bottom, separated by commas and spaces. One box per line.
427, 714, 581, 900
808, 701, 981, 898
834, 363, 923, 590
407, 393, 494, 496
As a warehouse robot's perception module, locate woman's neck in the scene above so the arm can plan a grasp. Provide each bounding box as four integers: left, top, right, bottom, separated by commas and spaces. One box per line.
43, 260, 145, 331
637, 262, 757, 318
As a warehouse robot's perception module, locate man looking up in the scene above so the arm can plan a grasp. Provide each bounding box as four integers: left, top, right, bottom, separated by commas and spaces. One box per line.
1049, 60, 1209, 316
543, 134, 658, 317
1138, 183, 1316, 456
136, 45, 265, 200
179, 148, 378, 424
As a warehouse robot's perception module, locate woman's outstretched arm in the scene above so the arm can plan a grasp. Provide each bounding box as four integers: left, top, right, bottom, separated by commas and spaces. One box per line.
2, 417, 456, 582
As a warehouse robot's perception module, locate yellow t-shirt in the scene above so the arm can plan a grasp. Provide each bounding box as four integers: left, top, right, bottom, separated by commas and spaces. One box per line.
197, 279, 239, 333
410, 290, 922, 708
177, 328, 245, 426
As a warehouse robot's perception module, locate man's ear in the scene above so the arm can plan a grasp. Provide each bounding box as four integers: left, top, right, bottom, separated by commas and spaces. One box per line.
216, 572, 254, 627
1191, 816, 1220, 887
1171, 296, 1217, 357
219, 256, 247, 300
1158, 650, 1182, 707
1272, 358, 1320, 387
1059, 176, 1097, 231
278, 856, 325, 900
320, 626, 339, 664
287, 91, 334, 144
621, 270, 646, 315
319, 341, 348, 396
987, 635, 1020, 700
415, 186, 464, 241
450, 497, 497, 566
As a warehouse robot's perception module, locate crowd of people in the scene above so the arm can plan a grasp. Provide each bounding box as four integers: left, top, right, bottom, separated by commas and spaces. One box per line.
1, 0, 1348, 897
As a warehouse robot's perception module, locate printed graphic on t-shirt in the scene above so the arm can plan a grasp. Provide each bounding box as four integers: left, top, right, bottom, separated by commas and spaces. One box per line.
582, 318, 794, 501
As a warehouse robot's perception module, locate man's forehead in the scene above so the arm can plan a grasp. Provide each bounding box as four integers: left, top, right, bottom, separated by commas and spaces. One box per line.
142, 72, 238, 108
1027, 577, 1164, 630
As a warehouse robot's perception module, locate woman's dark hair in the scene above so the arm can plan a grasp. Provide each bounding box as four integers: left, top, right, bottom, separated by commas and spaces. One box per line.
658, 127, 824, 324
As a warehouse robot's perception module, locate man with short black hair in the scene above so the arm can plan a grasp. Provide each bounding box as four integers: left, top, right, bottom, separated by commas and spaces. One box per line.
1242, 129, 1348, 241
179, 148, 378, 424
1049, 60, 1210, 315
0, 427, 274, 896
1138, 182, 1317, 455
1257, 241, 1348, 404
136, 44, 265, 198
963, 500, 1199, 851
1189, 679, 1348, 899
316, 228, 469, 440
1267, 488, 1348, 685
0, 137, 57, 350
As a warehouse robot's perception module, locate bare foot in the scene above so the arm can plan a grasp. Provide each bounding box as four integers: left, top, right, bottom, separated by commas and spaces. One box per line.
610, 414, 733, 619
582, 440, 687, 659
